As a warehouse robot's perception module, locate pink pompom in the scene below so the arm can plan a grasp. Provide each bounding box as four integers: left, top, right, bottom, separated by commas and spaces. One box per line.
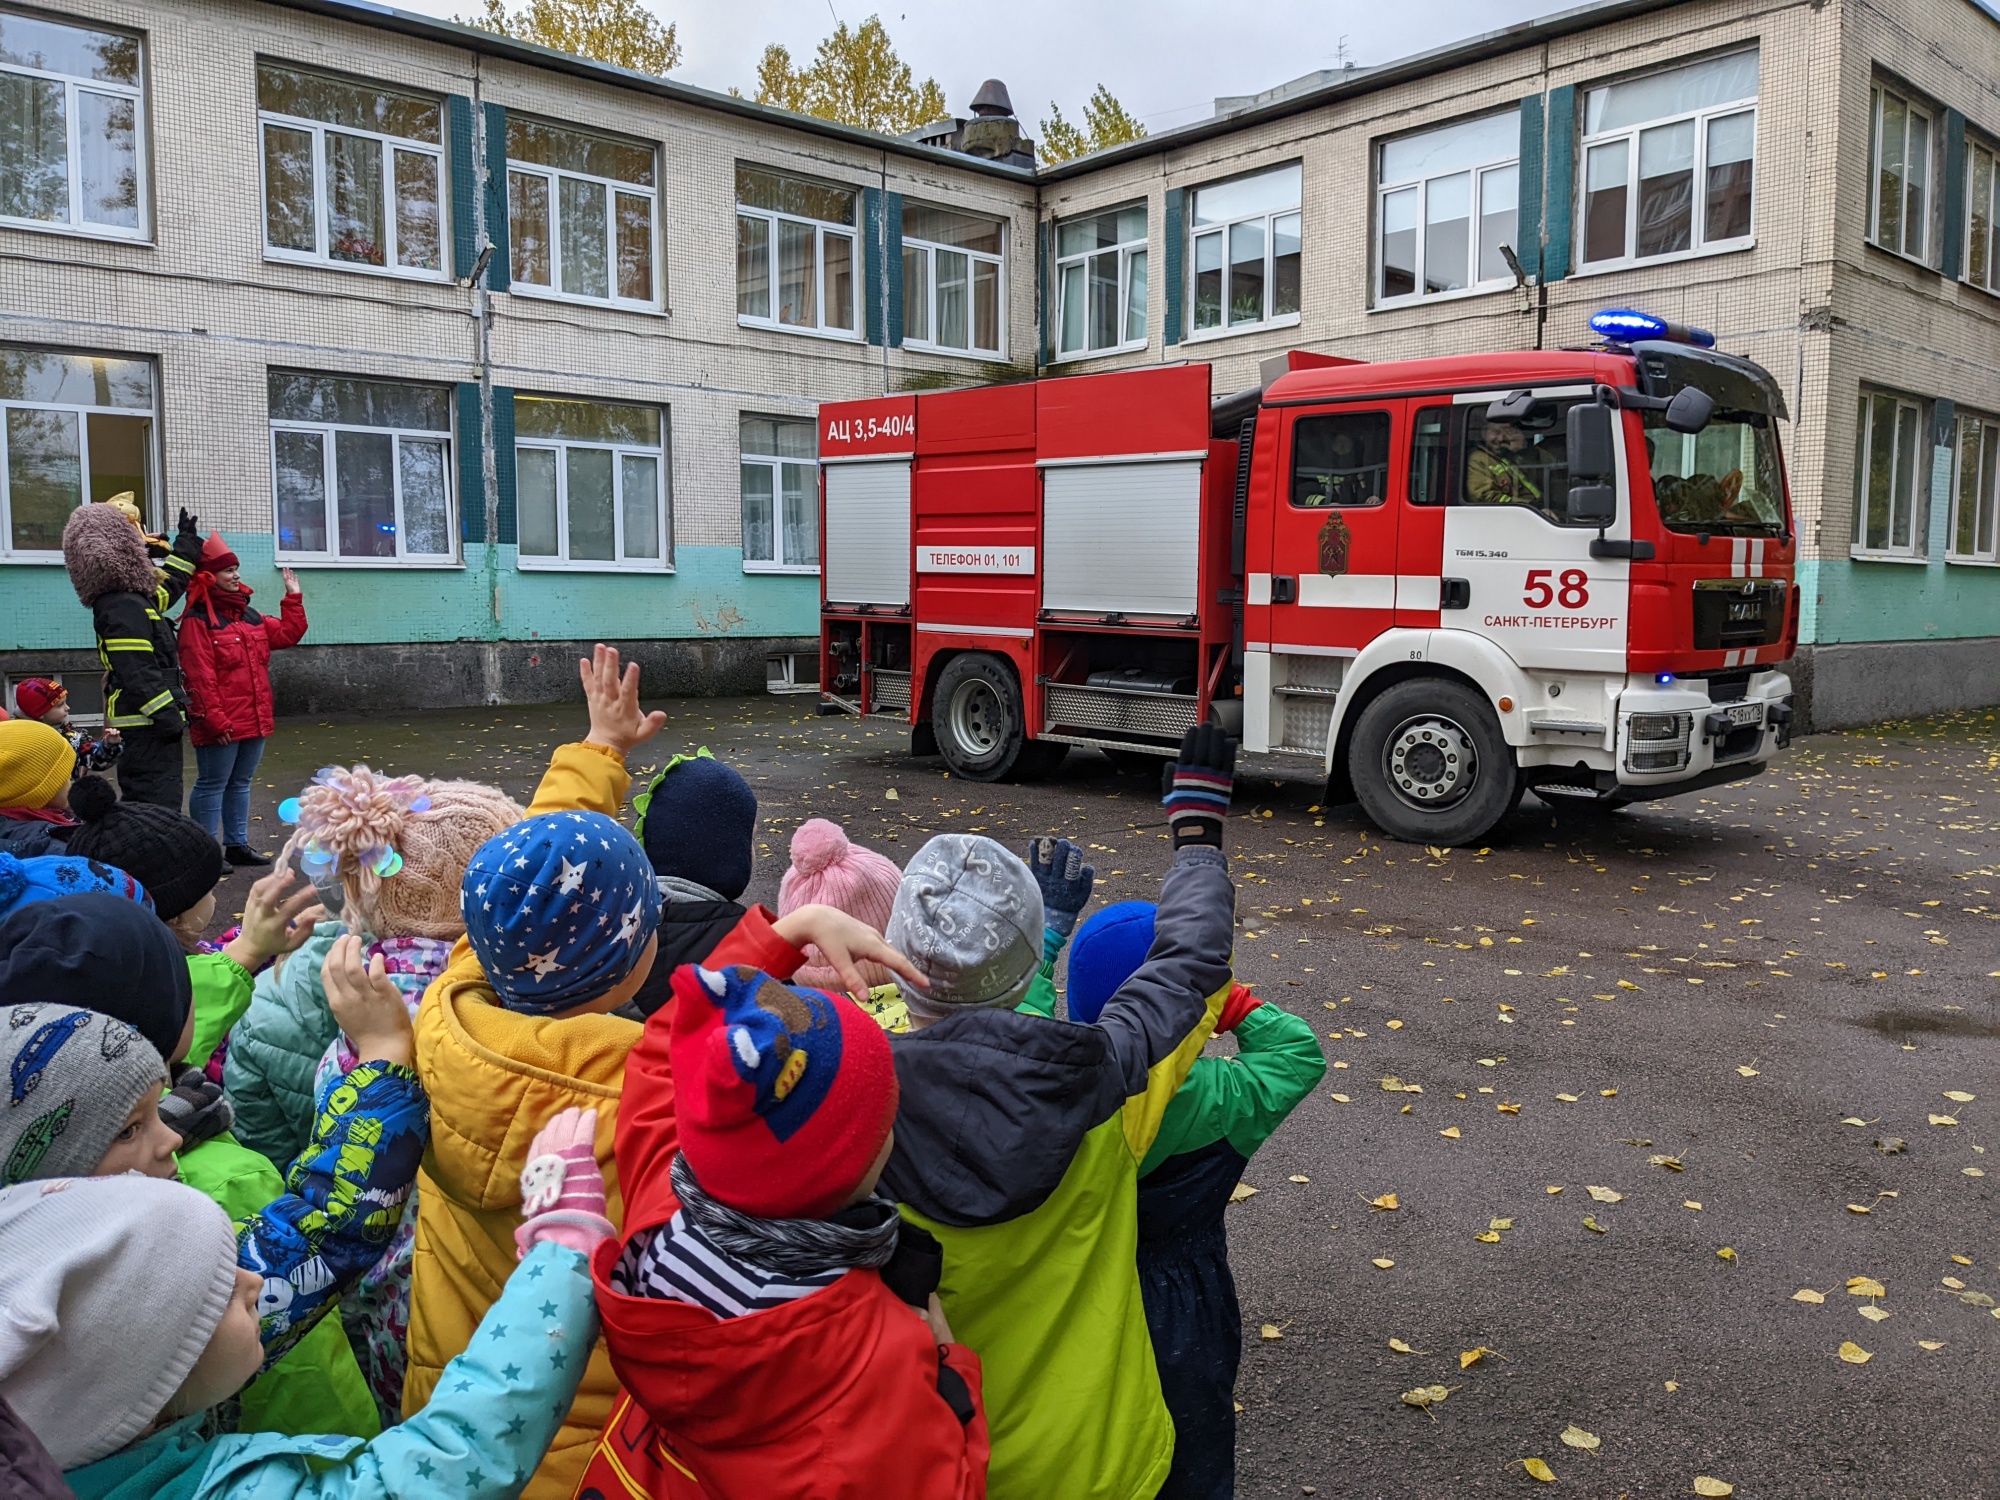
789, 818, 850, 876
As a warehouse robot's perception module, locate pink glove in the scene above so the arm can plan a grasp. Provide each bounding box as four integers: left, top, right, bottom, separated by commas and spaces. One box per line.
515, 1107, 616, 1259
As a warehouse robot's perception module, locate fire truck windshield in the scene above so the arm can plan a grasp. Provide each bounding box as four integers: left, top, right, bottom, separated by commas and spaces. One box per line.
1643, 409, 1785, 536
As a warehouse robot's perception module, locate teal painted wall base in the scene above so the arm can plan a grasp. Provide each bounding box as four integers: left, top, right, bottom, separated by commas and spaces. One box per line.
1798, 556, 2000, 648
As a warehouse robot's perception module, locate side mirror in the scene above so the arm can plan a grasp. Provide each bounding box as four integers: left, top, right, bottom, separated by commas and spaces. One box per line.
1664, 386, 1715, 434
1567, 403, 1616, 480
1568, 483, 1617, 524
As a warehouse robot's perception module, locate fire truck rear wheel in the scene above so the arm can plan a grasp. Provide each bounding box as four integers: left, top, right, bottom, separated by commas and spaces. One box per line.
933, 653, 1031, 782
1350, 678, 1520, 846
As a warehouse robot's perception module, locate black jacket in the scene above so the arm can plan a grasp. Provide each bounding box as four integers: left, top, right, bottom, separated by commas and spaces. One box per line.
96, 532, 197, 731
620, 890, 748, 1020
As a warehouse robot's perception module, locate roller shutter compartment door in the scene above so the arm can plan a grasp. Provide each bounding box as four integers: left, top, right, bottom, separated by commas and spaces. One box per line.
1042, 461, 1202, 617
824, 461, 912, 606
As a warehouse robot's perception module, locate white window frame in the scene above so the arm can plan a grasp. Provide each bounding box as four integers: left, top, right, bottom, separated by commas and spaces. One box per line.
1964, 137, 1997, 295
505, 127, 658, 311
1868, 82, 1932, 264
257, 78, 447, 282
270, 403, 457, 567
1375, 118, 1520, 307
902, 218, 1006, 359
1949, 409, 2000, 565
0, 355, 156, 564
1185, 166, 1302, 342
740, 418, 819, 574
1054, 204, 1148, 360
514, 413, 670, 574
1852, 389, 1927, 561
736, 176, 861, 342
0, 11, 146, 242
1577, 56, 1757, 273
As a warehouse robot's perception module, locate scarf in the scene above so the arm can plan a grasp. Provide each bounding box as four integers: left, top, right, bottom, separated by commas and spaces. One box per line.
0, 806, 76, 826
185, 571, 251, 623
669, 1150, 900, 1279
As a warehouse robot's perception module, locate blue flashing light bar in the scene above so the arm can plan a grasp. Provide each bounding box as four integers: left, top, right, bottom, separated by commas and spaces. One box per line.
1656, 672, 1676, 685
1590, 309, 1716, 349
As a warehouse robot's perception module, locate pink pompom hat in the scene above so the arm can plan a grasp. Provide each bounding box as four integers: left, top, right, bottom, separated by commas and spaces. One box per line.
777, 818, 904, 992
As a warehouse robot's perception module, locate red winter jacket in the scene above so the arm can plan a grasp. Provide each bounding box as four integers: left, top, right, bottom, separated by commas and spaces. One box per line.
176, 590, 307, 746
581, 925, 991, 1500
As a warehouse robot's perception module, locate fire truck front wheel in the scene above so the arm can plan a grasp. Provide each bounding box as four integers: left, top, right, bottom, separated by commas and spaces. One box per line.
933, 653, 1036, 782
1349, 678, 1520, 846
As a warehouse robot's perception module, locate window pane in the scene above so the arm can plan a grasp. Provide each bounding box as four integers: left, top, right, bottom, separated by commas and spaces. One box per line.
0, 73, 68, 223
936, 248, 968, 349
1957, 418, 1981, 556
1193, 163, 1301, 225
273, 428, 327, 553
1272, 212, 1300, 316
1865, 395, 1894, 549
517, 447, 558, 556
1291, 411, 1391, 508
733, 164, 854, 224
566, 446, 614, 560
1636, 120, 1694, 257
558, 175, 608, 298
398, 437, 449, 555
824, 229, 855, 332
1193, 229, 1223, 331
1982, 422, 2000, 555
0, 349, 151, 406
1583, 139, 1629, 263
736, 213, 769, 317
1381, 186, 1417, 298
1124, 248, 1148, 344
1058, 205, 1142, 257
973, 257, 999, 352
510, 170, 551, 286
1876, 92, 1905, 249
1704, 111, 1755, 243
1424, 172, 1470, 292
621, 453, 660, 560
740, 462, 774, 561
777, 218, 816, 326
515, 398, 657, 445
5, 407, 78, 550
742, 414, 815, 460
1410, 405, 1452, 505
0, 11, 139, 84
1969, 148, 1993, 289
903, 204, 1002, 254
507, 116, 653, 186
615, 191, 651, 301
334, 429, 396, 557
1477, 164, 1518, 282
1586, 50, 1759, 134
1891, 402, 1918, 549
1382, 113, 1519, 185
1227, 218, 1264, 324
76, 91, 136, 229
264, 124, 316, 251
325, 131, 385, 265
1464, 403, 1575, 521
1058, 259, 1084, 353
1905, 111, 1929, 258
781, 461, 817, 566
393, 148, 440, 271
1087, 249, 1117, 350
85, 411, 148, 509
257, 64, 440, 143
267, 373, 448, 430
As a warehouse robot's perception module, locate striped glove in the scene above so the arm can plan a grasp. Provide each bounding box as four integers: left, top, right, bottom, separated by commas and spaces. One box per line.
515, 1107, 616, 1259
1161, 724, 1237, 849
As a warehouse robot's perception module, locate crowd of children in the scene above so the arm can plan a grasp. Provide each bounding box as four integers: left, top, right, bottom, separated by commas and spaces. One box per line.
0, 642, 1321, 1500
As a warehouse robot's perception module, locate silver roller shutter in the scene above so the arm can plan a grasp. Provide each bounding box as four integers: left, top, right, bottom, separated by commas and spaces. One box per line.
1042, 460, 1202, 617
823, 461, 911, 606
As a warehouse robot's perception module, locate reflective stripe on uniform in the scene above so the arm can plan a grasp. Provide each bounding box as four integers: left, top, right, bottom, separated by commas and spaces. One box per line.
137, 690, 175, 716
102, 637, 155, 650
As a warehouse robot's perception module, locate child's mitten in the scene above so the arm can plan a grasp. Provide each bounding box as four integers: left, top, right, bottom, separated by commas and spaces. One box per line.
158, 1067, 234, 1148
515, 1107, 615, 1258
1161, 724, 1237, 849
1025, 836, 1095, 937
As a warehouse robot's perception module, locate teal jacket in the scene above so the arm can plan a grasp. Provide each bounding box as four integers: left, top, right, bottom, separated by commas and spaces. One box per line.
223, 926, 342, 1169
64, 1241, 597, 1500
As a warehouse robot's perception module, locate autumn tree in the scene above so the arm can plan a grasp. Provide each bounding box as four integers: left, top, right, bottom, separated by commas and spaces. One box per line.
752, 16, 947, 135
1038, 85, 1147, 164
462, 0, 680, 75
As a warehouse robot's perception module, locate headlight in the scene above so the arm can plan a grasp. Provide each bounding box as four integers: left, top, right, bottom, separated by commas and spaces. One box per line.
1629, 712, 1688, 741
1628, 747, 1690, 772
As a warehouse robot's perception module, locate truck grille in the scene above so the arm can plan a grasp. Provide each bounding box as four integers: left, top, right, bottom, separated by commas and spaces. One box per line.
1692, 580, 1785, 651
868, 670, 910, 713
1044, 682, 1199, 743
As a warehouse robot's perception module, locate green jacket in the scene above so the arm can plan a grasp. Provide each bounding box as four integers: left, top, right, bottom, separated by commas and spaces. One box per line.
222, 925, 342, 1168
1139, 1000, 1326, 1176
185, 952, 255, 1071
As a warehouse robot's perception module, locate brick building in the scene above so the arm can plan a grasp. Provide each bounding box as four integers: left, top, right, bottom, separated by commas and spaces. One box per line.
1, 0, 1995, 726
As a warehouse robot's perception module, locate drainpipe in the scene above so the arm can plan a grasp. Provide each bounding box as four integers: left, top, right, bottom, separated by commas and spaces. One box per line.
880, 150, 891, 396
472, 57, 503, 702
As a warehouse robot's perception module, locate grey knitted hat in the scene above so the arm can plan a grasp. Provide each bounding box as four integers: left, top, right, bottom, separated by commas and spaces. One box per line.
886, 834, 1045, 1016
0, 1174, 239, 1468
0, 1004, 168, 1187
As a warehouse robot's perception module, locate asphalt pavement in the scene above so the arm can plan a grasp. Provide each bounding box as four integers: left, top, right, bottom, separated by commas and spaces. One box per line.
231, 694, 2000, 1500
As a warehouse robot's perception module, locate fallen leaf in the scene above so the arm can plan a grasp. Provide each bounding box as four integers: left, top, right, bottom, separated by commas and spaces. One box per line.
1857, 1304, 1890, 1322
1953, 1254, 1974, 1266
1717, 1247, 1737, 1262
1259, 1323, 1283, 1341
1330, 1093, 1352, 1103
1560, 1424, 1600, 1451
1373, 1258, 1395, 1269
1556, 1093, 1580, 1102
1367, 1193, 1400, 1212
1793, 1288, 1825, 1303
1966, 1168, 1988, 1178
1931, 1115, 1960, 1128
1229, 1183, 1259, 1204
1476, 1230, 1502, 1243
1387, 1019, 1404, 1030
1399, 1383, 1452, 1411
1684, 1200, 1704, 1210
1838, 1341, 1873, 1364
1600, 1088, 1618, 1097
1944, 1090, 1977, 1102
1963, 1291, 1997, 1308
1546, 1185, 1564, 1195
1289, 1175, 1311, 1184
1846, 1204, 1872, 1215
1586, 1186, 1624, 1203
1841, 1117, 1868, 1126
1736, 1066, 1760, 1078
1583, 1216, 1606, 1233
1439, 1127, 1462, 1140
1847, 1277, 1887, 1297
1617, 979, 1640, 990
1664, 1381, 1679, 1392
883, 788, 898, 801
1693, 1479, 1735, 1498
1942, 1276, 1965, 1289
1381, 1077, 1408, 1093
1497, 1101, 1521, 1114
1477, 1057, 1499, 1067
1387, 1338, 1427, 1354
1490, 1217, 1514, 1231
1523, 1457, 1556, 1482
1919, 1339, 1946, 1350
1649, 1154, 1686, 1172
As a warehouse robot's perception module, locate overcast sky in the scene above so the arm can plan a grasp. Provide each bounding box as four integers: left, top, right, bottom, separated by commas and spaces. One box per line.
389, 0, 1572, 133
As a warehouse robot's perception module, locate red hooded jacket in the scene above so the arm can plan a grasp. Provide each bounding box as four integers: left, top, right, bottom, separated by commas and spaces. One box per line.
176, 588, 306, 745
580, 924, 990, 1500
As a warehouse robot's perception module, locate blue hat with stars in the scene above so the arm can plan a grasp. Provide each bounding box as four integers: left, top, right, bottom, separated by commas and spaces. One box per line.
460, 810, 661, 1015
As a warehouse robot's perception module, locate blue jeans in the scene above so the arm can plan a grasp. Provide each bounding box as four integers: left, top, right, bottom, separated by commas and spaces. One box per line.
190, 737, 267, 847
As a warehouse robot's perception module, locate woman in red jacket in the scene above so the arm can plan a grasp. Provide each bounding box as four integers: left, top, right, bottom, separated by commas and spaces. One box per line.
178, 535, 307, 867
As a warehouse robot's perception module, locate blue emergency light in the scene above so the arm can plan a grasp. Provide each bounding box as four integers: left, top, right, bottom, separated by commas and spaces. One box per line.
1590, 309, 1716, 349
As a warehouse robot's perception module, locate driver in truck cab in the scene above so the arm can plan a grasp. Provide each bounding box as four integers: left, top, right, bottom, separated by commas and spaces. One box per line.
1464, 420, 1546, 506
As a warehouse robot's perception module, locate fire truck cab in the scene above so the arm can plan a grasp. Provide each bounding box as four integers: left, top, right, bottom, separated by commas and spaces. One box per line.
818, 312, 1799, 846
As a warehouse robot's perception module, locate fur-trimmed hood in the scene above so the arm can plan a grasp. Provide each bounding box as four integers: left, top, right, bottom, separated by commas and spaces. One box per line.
62, 504, 157, 605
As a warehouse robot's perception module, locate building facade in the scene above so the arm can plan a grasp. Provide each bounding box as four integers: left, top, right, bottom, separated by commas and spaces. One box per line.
1, 0, 1996, 727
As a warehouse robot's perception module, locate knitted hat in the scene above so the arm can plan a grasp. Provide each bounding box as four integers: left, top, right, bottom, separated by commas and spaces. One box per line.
197, 533, 239, 574
63, 776, 225, 922
60, 501, 158, 607
779, 819, 903, 992
633, 749, 758, 902
0, 722, 74, 810
0, 894, 193, 1063
0, 1175, 240, 1468
282, 766, 523, 941
672, 963, 898, 1219
886, 834, 1044, 1017
9, 679, 63, 723
1065, 901, 1158, 1025
0, 852, 148, 922
461, 810, 661, 1015
0, 1004, 169, 1186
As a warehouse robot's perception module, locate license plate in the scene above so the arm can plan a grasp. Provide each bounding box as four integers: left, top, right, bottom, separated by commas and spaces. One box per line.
1722, 702, 1764, 727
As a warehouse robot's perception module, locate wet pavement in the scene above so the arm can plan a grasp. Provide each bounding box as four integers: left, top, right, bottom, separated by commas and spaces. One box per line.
225, 694, 2000, 1499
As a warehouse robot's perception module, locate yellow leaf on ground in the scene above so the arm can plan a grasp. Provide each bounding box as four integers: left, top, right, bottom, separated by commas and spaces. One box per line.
1664, 1380, 1679, 1392
1847, 1276, 1886, 1297
1586, 1186, 1624, 1203
1523, 1457, 1556, 1482
1600, 1088, 1618, 1097
1556, 1093, 1580, 1102
1560, 1424, 1600, 1451
1388, 1338, 1427, 1354
1693, 1479, 1735, 1498
1546, 1185, 1564, 1194
1793, 1288, 1826, 1303
1931, 1115, 1960, 1127
1368, 1193, 1400, 1211
1841, 1117, 1868, 1126
1617, 979, 1640, 990
1330, 1093, 1352, 1103
883, 788, 898, 801
1373, 1258, 1395, 1269
1736, 1066, 1760, 1077
1490, 1217, 1514, 1231
1717, 1247, 1737, 1262
1919, 1339, 1946, 1350
1440, 1127, 1462, 1140
1400, 1383, 1452, 1409
1684, 1200, 1704, 1210
1857, 1304, 1890, 1322
1953, 1254, 1974, 1266
1846, 1204, 1872, 1215
1387, 1019, 1404, 1030
1943, 1276, 1965, 1289
1289, 1175, 1311, 1184
1583, 1216, 1606, 1233
1944, 1090, 1976, 1102
1498, 1101, 1521, 1114
1476, 1230, 1502, 1243
1650, 1154, 1686, 1172
1259, 1323, 1283, 1341
1478, 1058, 1499, 1067
1838, 1341, 1872, 1364
1229, 1183, 1259, 1203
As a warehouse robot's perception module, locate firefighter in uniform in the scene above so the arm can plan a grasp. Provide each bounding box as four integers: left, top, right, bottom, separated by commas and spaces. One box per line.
1465, 422, 1546, 508
60, 499, 203, 809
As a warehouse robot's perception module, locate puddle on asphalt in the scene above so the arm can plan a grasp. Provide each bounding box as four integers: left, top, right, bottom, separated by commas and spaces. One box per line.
1855, 1009, 2000, 1040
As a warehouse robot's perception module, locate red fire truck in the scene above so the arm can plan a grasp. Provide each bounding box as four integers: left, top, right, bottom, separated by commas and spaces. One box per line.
817, 311, 1798, 845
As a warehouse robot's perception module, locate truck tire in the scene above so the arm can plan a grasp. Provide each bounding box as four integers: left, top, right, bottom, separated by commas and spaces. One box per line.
932, 653, 1031, 782
1348, 678, 1520, 846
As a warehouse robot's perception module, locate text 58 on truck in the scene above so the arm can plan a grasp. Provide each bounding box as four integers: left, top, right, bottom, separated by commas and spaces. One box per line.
817, 310, 1799, 847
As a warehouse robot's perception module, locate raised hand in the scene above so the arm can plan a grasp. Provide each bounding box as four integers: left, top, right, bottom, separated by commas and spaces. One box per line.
1161, 723, 1237, 849
772, 903, 927, 1003
580, 643, 667, 755
321, 934, 414, 1069
1025, 837, 1095, 937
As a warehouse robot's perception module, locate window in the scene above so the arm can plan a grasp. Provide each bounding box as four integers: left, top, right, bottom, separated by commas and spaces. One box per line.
1965, 139, 1997, 293
740, 414, 817, 571
1462, 399, 1585, 526
1291, 412, 1390, 507
507, 116, 656, 307
1647, 411, 1785, 535
1868, 83, 1931, 262
1951, 411, 1999, 562
903, 204, 1004, 356
1852, 390, 1925, 556
1580, 50, 1757, 268
269, 372, 454, 563
515, 397, 667, 569
1378, 113, 1519, 302
1190, 164, 1301, 336
0, 8, 142, 238
1055, 204, 1147, 357
258, 63, 444, 277
736, 165, 858, 338
0, 347, 153, 559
